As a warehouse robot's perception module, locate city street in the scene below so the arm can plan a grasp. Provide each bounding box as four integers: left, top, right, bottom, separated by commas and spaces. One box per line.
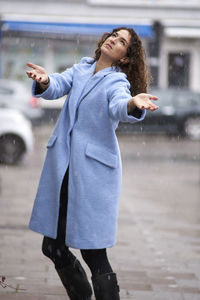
0, 124, 200, 300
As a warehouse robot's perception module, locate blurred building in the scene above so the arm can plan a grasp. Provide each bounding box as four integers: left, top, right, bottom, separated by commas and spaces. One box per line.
0, 0, 200, 93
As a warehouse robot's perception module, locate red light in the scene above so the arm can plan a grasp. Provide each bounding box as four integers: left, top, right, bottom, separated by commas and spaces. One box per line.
29, 96, 39, 108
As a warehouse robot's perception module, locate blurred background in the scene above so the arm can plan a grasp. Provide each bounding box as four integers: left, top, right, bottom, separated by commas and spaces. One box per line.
0, 1, 200, 299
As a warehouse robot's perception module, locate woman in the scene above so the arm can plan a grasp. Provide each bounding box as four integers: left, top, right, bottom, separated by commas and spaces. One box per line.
26, 27, 158, 300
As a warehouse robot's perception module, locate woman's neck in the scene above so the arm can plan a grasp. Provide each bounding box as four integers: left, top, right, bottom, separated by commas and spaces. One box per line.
94, 55, 112, 74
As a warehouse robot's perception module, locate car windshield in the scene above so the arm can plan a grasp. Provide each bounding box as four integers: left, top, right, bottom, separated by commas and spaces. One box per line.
175, 91, 200, 107
151, 89, 174, 106
151, 89, 200, 108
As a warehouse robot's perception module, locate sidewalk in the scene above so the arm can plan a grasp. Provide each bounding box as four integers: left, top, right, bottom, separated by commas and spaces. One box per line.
0, 125, 200, 299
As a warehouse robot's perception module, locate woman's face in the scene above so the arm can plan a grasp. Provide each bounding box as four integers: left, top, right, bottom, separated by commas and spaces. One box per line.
101, 29, 131, 63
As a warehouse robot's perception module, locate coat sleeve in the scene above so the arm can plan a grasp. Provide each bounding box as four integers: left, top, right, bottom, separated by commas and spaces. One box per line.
107, 75, 146, 123
32, 66, 74, 100
32, 57, 95, 100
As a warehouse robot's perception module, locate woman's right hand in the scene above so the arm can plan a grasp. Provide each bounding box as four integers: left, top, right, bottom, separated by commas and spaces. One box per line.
26, 62, 49, 84
128, 93, 159, 113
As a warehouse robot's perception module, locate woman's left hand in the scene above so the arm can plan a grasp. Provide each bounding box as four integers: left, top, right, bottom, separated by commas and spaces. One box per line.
128, 93, 159, 113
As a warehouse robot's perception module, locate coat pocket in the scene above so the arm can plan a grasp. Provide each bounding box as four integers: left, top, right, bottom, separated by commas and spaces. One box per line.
46, 134, 57, 148
85, 143, 118, 168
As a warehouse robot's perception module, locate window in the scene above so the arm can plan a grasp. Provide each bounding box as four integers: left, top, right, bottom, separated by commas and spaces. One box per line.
168, 52, 190, 88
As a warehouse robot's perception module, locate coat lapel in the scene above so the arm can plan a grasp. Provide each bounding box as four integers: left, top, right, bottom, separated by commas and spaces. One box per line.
73, 61, 96, 103
78, 67, 115, 105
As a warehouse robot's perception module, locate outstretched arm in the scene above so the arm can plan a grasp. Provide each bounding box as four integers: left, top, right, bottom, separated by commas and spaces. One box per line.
108, 75, 158, 123
26, 62, 74, 99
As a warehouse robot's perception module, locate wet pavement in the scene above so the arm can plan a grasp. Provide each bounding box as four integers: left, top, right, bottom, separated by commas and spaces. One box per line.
0, 124, 200, 299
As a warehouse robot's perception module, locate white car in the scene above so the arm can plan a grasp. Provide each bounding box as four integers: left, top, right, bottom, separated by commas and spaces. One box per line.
0, 108, 34, 164
0, 79, 43, 124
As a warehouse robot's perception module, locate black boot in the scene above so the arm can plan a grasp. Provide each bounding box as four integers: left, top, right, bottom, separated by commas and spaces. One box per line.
92, 272, 120, 300
56, 259, 93, 300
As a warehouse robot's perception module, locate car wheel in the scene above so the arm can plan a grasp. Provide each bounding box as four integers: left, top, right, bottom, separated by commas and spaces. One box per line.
184, 117, 200, 140
0, 134, 26, 164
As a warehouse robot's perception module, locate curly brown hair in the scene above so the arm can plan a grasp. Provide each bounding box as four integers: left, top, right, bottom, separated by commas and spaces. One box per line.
94, 27, 150, 96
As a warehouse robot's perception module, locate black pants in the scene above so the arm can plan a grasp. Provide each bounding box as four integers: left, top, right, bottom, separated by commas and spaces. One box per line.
42, 169, 113, 278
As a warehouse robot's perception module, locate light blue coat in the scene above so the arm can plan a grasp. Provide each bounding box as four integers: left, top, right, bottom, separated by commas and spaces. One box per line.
29, 57, 145, 249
